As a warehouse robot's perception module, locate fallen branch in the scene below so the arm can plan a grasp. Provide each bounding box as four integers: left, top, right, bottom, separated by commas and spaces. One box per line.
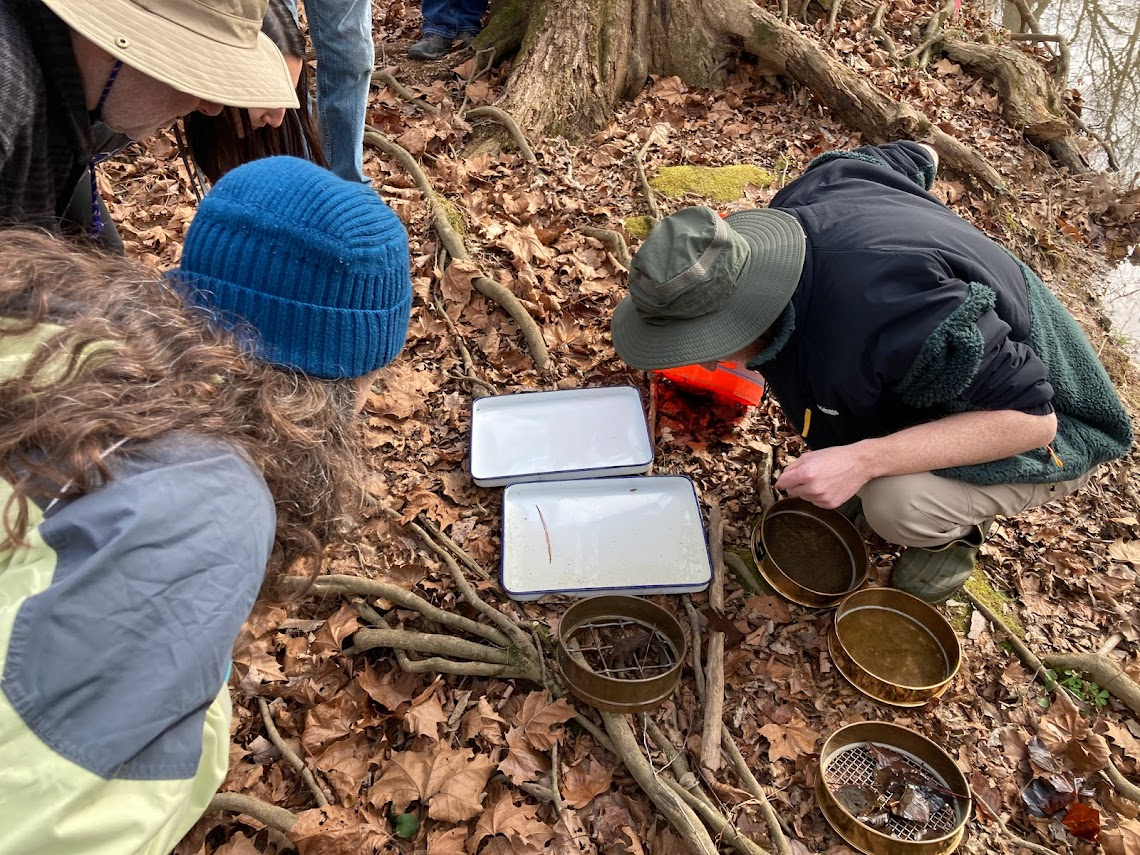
370, 69, 442, 115
580, 225, 632, 268
466, 106, 538, 164
208, 792, 298, 834
258, 698, 330, 808
602, 713, 720, 855
350, 627, 512, 664
363, 127, 549, 370
683, 597, 707, 698
701, 502, 726, 773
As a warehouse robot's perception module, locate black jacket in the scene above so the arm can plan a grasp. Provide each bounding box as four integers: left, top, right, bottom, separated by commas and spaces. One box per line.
749, 142, 1131, 484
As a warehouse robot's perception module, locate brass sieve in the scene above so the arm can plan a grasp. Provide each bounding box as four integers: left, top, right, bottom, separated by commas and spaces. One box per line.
751, 497, 868, 608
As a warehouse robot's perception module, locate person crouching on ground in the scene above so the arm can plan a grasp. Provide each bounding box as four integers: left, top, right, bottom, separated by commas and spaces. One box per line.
610, 140, 1132, 604
0, 156, 411, 853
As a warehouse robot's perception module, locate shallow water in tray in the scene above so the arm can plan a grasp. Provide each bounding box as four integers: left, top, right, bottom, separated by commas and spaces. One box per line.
837, 606, 949, 687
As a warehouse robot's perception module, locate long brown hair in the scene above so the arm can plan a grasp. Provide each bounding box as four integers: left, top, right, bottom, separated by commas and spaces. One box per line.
182, 0, 327, 187
0, 230, 367, 578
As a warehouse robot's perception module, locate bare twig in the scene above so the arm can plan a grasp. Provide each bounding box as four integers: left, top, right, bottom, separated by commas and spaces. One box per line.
351, 628, 512, 664
756, 446, 777, 512
580, 225, 632, 268
370, 69, 441, 114
413, 510, 493, 583
1008, 32, 1071, 85
551, 741, 565, 815
683, 597, 707, 700
634, 140, 662, 222
257, 698, 330, 808
977, 799, 1059, 855
1061, 104, 1120, 170
466, 106, 538, 164
701, 503, 726, 773
207, 792, 298, 834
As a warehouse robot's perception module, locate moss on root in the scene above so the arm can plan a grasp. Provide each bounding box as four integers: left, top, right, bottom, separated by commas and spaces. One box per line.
649, 165, 775, 203
623, 215, 655, 239
945, 567, 1025, 637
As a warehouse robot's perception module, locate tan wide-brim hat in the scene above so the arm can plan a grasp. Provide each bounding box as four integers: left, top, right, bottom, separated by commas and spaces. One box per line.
43, 0, 299, 109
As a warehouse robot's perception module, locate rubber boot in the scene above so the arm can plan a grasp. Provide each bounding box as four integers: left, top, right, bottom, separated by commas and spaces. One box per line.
890, 519, 994, 604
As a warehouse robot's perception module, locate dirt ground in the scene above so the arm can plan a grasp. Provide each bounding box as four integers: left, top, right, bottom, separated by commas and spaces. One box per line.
102, 1, 1140, 852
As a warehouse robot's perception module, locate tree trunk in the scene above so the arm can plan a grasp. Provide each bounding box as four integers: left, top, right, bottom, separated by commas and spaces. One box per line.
490, 0, 732, 140
492, 0, 1008, 188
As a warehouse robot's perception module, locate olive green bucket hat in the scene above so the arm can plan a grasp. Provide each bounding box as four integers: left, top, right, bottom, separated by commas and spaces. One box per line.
611, 206, 806, 370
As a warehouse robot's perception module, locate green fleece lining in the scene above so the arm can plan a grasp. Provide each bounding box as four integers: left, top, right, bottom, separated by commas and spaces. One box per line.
895, 282, 994, 409
937, 260, 1132, 485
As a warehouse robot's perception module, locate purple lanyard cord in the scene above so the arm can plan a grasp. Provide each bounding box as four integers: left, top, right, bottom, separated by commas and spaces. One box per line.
88, 59, 124, 239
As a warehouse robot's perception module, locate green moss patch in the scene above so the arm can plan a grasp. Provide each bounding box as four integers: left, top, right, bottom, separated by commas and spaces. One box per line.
945, 568, 1024, 637
649, 165, 775, 203
623, 215, 655, 239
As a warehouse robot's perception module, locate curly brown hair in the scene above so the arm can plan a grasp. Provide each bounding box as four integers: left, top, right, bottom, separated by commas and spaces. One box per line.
0, 230, 368, 578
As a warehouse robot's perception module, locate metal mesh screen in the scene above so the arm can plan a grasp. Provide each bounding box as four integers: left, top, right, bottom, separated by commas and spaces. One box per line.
764, 510, 855, 595
824, 743, 961, 840
565, 618, 678, 679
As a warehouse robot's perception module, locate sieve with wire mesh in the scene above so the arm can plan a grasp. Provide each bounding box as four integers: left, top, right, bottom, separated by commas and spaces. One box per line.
557, 595, 686, 714
815, 722, 972, 855
751, 496, 868, 608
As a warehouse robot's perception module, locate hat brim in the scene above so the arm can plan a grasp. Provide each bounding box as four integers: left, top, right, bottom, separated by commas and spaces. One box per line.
611, 209, 805, 370
43, 0, 299, 109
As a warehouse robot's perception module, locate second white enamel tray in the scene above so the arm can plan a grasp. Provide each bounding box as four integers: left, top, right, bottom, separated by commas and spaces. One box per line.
500, 476, 712, 601
470, 386, 653, 487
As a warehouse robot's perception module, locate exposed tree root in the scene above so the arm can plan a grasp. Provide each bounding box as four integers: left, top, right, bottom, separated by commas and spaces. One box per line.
1008, 0, 1070, 84
602, 713, 720, 855
465, 106, 538, 165
870, 3, 899, 62
1103, 760, 1140, 804
635, 140, 662, 222
431, 289, 497, 398
579, 225, 632, 268
258, 698, 330, 808
664, 779, 772, 855
938, 36, 1086, 172
370, 69, 441, 115
1041, 653, 1140, 718
703, 1, 1007, 191
208, 792, 298, 835
363, 127, 549, 371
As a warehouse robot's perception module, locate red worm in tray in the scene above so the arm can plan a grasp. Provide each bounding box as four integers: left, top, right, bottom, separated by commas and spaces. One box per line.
536, 505, 552, 563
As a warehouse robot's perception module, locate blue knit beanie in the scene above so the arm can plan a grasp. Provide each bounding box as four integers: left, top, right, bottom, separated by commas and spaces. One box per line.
175, 156, 412, 379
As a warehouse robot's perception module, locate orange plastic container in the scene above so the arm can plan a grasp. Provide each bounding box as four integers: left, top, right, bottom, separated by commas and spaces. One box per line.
656, 361, 766, 407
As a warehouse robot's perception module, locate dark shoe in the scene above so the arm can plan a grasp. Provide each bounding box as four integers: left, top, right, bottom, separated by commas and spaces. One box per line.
408, 34, 454, 60
457, 29, 480, 47
889, 519, 994, 604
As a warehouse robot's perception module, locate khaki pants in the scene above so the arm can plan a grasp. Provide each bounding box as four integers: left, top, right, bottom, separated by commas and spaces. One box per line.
858, 469, 1095, 548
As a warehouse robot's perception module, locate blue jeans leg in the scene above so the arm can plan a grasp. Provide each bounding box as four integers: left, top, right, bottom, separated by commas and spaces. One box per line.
305, 0, 374, 183
420, 0, 488, 37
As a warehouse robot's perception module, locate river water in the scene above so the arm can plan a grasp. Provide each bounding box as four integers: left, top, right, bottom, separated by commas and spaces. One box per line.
990, 0, 1140, 357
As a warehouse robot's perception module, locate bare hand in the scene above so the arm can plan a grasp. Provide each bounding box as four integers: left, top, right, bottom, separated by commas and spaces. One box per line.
775, 446, 871, 509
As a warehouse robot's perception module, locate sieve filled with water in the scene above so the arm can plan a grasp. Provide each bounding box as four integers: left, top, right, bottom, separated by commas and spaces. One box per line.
829, 587, 962, 707
750, 496, 868, 608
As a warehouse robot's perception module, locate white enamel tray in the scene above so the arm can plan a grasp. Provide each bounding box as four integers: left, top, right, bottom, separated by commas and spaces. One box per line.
501, 476, 712, 601
470, 386, 653, 487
